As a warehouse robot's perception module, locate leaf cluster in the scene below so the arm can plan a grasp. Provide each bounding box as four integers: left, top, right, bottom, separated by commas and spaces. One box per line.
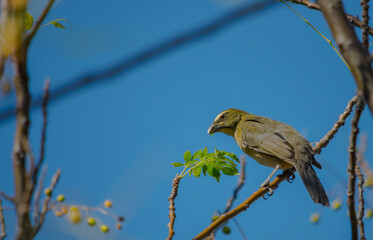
171, 148, 240, 182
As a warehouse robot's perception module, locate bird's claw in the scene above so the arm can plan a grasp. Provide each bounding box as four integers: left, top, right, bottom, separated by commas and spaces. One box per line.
260, 183, 274, 199
287, 173, 295, 183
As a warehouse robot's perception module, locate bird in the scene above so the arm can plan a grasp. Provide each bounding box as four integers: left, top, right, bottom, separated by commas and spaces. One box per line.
207, 108, 329, 206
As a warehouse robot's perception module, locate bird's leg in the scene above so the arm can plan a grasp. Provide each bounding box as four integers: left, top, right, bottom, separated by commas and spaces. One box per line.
260, 164, 281, 197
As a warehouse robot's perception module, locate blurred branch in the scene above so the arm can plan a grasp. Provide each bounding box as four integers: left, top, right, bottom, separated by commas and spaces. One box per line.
356, 165, 366, 240
0, 199, 6, 240
167, 174, 181, 240
25, 0, 56, 46
357, 134, 373, 185
33, 169, 61, 237
287, 0, 373, 36
0, 192, 13, 203
224, 156, 246, 213
0, 0, 276, 123
347, 97, 365, 240
32, 167, 47, 227
314, 95, 359, 154
361, 0, 370, 49
193, 97, 356, 239
316, 0, 373, 114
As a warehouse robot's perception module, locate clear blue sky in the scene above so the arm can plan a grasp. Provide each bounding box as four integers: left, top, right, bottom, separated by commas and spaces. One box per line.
0, 0, 372, 239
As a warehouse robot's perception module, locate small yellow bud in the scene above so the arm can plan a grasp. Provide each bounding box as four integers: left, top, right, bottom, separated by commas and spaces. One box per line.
222, 226, 231, 234
44, 188, 52, 196
309, 212, 320, 224
103, 200, 112, 208
116, 223, 122, 229
212, 215, 219, 222
54, 210, 63, 217
87, 217, 96, 226
61, 207, 68, 215
57, 194, 65, 202
67, 206, 81, 224
331, 199, 342, 211
364, 178, 373, 188
100, 225, 109, 233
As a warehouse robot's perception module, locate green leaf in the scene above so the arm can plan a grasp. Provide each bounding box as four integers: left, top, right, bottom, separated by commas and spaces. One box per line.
25, 12, 34, 30
226, 152, 240, 162
192, 150, 201, 160
192, 166, 202, 178
185, 160, 199, 167
202, 165, 208, 176
221, 167, 239, 176
183, 151, 192, 162
214, 175, 220, 183
51, 21, 66, 29
200, 147, 208, 159
207, 166, 221, 178
170, 162, 184, 167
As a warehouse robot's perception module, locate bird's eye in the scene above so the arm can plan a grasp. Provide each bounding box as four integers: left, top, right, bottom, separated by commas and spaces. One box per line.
220, 113, 226, 119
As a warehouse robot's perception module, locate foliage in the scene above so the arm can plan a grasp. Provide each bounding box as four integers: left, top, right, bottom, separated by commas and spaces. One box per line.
171, 148, 240, 182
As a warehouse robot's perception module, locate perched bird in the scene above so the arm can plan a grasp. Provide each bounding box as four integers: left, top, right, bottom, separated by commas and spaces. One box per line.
207, 109, 329, 206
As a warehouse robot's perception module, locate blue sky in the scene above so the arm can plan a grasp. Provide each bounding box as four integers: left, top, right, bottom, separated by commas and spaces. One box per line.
0, 0, 372, 239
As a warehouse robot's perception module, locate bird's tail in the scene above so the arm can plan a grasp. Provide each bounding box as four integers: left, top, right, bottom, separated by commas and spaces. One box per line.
294, 161, 329, 206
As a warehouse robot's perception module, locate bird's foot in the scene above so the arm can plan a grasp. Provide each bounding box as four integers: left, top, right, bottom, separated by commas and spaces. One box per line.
277, 168, 296, 183
260, 182, 274, 199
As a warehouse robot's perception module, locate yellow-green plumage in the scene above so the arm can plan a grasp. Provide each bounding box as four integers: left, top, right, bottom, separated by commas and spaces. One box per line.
208, 109, 329, 206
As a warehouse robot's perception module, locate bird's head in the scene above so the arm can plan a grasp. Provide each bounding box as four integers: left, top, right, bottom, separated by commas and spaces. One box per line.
207, 109, 247, 137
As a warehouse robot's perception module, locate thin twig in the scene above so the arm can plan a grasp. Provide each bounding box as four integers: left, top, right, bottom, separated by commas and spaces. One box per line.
33, 169, 61, 237
357, 134, 373, 185
287, 0, 373, 36
361, 0, 370, 49
356, 165, 366, 240
347, 97, 365, 240
0, 192, 13, 203
33, 166, 47, 226
193, 96, 358, 240
167, 174, 181, 240
224, 156, 246, 213
0, 199, 6, 240
32, 79, 50, 185
314, 95, 359, 154
26, 0, 56, 45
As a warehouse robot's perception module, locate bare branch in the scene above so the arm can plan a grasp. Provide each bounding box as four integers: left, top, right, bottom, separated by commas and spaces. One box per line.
224, 156, 246, 213
32, 79, 50, 185
26, 0, 56, 46
167, 174, 181, 240
347, 97, 365, 240
287, 0, 373, 36
361, 0, 370, 49
356, 165, 366, 240
316, 0, 373, 114
193, 96, 358, 240
314, 95, 359, 154
32, 167, 47, 227
0, 192, 13, 203
357, 134, 373, 184
33, 169, 61, 237
0, 199, 6, 240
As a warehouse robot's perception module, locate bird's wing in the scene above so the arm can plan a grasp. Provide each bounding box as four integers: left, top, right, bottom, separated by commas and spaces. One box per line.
241, 120, 295, 164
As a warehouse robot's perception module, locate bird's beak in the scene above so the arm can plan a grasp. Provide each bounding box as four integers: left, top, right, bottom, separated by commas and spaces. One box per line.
207, 122, 223, 135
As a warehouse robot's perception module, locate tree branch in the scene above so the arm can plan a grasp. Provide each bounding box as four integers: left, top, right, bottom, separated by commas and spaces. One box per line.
316, 0, 373, 114
193, 96, 357, 240
356, 165, 366, 240
314, 95, 359, 154
25, 0, 56, 46
347, 97, 365, 240
224, 156, 246, 213
167, 174, 181, 240
33, 169, 61, 237
0, 199, 6, 240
